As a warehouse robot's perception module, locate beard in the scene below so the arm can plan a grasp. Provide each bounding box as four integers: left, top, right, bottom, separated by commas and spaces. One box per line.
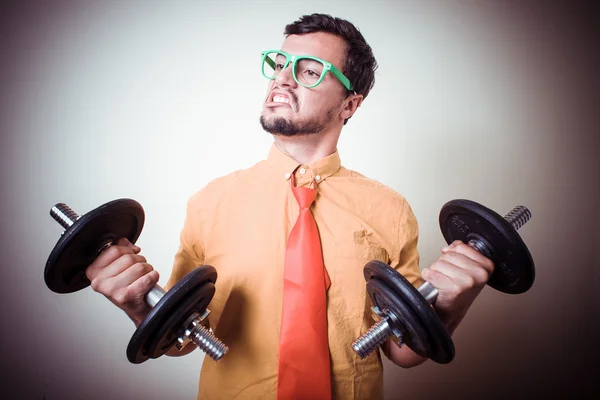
259, 113, 331, 136
260, 92, 338, 136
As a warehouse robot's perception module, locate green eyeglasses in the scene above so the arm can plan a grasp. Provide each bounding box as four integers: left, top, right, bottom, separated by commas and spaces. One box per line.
261, 50, 354, 91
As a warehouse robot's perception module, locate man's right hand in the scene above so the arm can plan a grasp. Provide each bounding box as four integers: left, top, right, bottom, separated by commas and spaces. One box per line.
85, 237, 160, 326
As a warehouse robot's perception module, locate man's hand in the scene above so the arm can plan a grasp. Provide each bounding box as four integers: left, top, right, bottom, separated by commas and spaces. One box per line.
85, 237, 160, 326
421, 240, 495, 334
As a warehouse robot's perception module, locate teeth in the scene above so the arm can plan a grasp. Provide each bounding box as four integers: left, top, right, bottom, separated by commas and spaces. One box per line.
273, 95, 290, 104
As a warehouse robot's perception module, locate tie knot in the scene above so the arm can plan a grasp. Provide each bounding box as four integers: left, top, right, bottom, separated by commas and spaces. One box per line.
289, 172, 317, 208
293, 185, 316, 209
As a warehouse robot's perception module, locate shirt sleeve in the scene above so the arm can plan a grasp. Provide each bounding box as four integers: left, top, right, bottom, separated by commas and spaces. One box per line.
391, 199, 425, 288
164, 191, 206, 291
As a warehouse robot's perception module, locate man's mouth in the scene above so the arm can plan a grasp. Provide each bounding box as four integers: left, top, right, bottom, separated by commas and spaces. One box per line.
267, 91, 294, 108
272, 95, 290, 105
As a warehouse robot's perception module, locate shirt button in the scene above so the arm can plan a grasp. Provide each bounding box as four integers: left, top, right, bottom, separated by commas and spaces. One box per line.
315, 175, 321, 181
299, 168, 306, 175
285, 173, 291, 180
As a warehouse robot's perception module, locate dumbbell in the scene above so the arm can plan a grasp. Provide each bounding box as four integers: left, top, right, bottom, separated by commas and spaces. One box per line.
45, 198, 229, 363
351, 199, 535, 363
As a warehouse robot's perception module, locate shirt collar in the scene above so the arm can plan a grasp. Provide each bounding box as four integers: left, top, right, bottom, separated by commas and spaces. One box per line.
265, 142, 341, 184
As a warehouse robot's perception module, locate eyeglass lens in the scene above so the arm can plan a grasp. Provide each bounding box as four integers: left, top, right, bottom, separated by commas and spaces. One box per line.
263, 52, 325, 87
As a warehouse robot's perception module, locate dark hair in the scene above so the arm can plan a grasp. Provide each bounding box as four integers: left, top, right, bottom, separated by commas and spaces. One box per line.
284, 13, 378, 124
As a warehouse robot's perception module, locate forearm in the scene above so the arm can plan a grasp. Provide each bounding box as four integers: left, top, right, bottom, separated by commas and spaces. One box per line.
383, 306, 460, 368
433, 307, 463, 337
383, 339, 427, 368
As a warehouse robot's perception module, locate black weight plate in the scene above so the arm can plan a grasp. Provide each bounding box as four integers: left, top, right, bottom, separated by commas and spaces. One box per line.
126, 265, 217, 364
439, 199, 535, 294
366, 278, 430, 358
45, 199, 145, 294
144, 282, 214, 359
364, 260, 455, 364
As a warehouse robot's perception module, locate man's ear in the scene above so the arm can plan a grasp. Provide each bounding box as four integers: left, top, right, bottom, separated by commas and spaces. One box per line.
340, 93, 364, 120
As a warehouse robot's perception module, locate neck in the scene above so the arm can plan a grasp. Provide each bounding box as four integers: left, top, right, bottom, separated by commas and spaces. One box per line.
272, 133, 338, 165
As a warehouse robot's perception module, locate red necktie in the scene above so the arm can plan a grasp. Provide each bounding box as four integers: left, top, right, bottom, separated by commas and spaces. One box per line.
277, 173, 331, 400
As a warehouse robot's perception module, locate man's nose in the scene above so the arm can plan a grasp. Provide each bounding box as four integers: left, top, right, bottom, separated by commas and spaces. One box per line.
275, 63, 297, 87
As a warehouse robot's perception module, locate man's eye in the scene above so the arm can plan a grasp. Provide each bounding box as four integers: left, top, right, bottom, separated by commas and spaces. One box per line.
306, 70, 317, 76
275, 63, 285, 70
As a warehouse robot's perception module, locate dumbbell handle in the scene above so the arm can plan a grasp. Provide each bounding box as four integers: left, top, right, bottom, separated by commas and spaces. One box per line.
50, 203, 228, 361
418, 205, 532, 305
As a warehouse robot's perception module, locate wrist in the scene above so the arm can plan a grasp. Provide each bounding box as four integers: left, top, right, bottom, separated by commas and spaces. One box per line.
127, 307, 151, 327
433, 307, 464, 336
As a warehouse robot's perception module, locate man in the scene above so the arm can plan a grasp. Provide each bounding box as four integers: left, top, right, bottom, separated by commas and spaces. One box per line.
86, 13, 494, 400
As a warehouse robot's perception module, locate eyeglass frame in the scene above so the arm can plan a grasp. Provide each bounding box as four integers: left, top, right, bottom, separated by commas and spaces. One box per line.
260, 49, 355, 92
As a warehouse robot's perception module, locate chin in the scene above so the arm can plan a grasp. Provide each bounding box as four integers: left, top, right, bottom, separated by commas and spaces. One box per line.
260, 114, 285, 134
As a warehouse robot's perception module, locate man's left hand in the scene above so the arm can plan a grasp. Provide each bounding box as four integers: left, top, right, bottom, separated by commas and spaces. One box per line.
421, 240, 495, 334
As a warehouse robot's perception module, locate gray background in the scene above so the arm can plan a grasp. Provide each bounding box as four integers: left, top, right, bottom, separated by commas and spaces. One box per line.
1, 1, 598, 399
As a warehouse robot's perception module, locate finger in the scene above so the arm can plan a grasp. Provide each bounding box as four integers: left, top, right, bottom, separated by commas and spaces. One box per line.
438, 251, 491, 285
422, 263, 480, 297
441, 240, 463, 252
444, 242, 494, 274
96, 254, 149, 281
427, 259, 477, 283
88, 244, 135, 272
421, 267, 456, 292
439, 250, 486, 272
104, 261, 154, 292
92, 261, 153, 297
116, 237, 141, 253
87, 251, 147, 282
125, 270, 160, 301
426, 257, 489, 292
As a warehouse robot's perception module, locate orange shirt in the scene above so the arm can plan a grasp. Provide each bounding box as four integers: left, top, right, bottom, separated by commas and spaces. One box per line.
165, 143, 424, 400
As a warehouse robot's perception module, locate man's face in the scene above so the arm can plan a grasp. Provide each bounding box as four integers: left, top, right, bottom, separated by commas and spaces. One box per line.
260, 32, 349, 136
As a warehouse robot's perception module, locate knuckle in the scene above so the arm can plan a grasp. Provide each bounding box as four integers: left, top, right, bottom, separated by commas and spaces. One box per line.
474, 268, 490, 283
90, 278, 100, 292
138, 263, 153, 276
423, 269, 436, 282
123, 253, 138, 265
438, 253, 451, 262
105, 245, 124, 259
113, 291, 128, 305
85, 268, 95, 282
453, 240, 464, 248
449, 282, 462, 296
131, 262, 146, 275
441, 253, 458, 265
463, 275, 476, 289
141, 274, 153, 287
453, 241, 465, 250
125, 285, 144, 303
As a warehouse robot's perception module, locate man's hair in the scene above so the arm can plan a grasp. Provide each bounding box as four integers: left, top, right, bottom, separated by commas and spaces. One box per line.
284, 13, 378, 124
